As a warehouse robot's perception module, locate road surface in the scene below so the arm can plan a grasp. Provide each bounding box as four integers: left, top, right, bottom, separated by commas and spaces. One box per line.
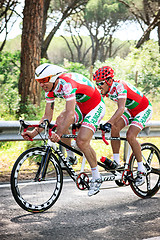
0, 179, 160, 240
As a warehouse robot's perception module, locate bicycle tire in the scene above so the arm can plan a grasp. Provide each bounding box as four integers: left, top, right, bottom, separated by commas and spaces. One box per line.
11, 147, 63, 213
129, 143, 160, 199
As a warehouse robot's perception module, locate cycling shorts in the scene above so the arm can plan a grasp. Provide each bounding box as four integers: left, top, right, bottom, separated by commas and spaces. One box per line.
74, 100, 106, 133
121, 103, 153, 130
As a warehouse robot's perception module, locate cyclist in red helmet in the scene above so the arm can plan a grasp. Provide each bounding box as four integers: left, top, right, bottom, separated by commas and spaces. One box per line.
93, 66, 153, 186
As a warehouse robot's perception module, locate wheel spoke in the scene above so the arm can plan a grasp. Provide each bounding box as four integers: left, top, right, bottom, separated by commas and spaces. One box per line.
129, 143, 160, 198
11, 147, 63, 213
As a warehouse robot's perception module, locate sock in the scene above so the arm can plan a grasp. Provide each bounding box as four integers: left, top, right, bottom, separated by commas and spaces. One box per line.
137, 161, 145, 172
66, 149, 75, 159
91, 166, 100, 180
113, 153, 120, 165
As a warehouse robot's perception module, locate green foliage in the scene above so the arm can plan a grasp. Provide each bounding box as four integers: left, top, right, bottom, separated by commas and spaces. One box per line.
0, 86, 20, 118
0, 52, 49, 120
85, 0, 128, 23
63, 60, 90, 78
126, 41, 160, 95
94, 40, 160, 98
19, 99, 46, 120
0, 51, 20, 86
0, 51, 21, 119
0, 40, 159, 121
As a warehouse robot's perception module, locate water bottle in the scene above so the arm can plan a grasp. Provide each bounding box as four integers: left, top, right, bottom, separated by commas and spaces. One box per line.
100, 156, 117, 169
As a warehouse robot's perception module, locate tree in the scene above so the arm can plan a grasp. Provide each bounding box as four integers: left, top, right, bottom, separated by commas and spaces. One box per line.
16, 0, 90, 110
84, 0, 129, 65
41, 0, 89, 58
60, 0, 130, 65
18, 0, 44, 111
60, 15, 92, 64
117, 0, 160, 48
0, 0, 20, 52
136, 7, 160, 48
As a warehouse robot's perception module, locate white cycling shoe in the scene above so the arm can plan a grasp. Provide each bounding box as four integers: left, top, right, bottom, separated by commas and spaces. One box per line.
88, 177, 103, 197
134, 171, 146, 186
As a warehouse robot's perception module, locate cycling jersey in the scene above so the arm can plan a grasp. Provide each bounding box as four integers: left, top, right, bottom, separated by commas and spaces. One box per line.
46, 73, 101, 114
105, 80, 151, 117
105, 80, 152, 129
45, 72, 105, 132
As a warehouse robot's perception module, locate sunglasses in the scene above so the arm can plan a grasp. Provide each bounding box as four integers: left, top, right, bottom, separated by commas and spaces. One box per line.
96, 81, 106, 86
36, 75, 53, 83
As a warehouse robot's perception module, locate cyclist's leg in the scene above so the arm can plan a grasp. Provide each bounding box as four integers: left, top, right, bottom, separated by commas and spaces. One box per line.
111, 117, 126, 153
127, 105, 152, 185
77, 126, 97, 168
126, 125, 142, 162
76, 100, 105, 169
110, 112, 128, 165
56, 110, 73, 146
128, 104, 153, 164
76, 101, 105, 196
56, 105, 83, 164
56, 105, 83, 144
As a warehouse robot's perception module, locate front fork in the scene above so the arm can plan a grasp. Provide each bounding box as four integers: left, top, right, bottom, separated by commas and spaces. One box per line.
34, 146, 51, 181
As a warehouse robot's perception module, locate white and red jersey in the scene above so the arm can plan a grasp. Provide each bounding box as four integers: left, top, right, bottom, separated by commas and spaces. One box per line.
45, 72, 102, 115
105, 80, 150, 117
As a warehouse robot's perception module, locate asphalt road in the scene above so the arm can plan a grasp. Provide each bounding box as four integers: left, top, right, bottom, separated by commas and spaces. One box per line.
0, 179, 160, 240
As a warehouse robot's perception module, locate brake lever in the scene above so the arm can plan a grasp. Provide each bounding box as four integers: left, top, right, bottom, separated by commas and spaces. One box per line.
49, 124, 57, 137
19, 120, 33, 141
101, 130, 109, 145
18, 119, 25, 135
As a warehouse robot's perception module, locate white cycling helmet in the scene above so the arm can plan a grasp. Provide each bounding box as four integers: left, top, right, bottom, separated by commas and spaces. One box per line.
35, 63, 67, 83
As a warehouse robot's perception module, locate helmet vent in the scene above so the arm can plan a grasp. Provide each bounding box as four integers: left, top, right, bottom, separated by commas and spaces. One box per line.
35, 64, 50, 77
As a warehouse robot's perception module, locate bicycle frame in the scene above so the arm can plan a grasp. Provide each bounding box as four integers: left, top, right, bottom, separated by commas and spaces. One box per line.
47, 136, 134, 188
19, 119, 159, 189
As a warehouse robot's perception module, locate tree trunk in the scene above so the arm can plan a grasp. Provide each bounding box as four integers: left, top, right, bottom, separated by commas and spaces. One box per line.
136, 8, 160, 48
158, 22, 160, 53
19, 0, 44, 108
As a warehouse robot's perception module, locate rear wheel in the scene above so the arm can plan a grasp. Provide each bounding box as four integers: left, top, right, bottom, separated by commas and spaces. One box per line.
11, 147, 63, 213
129, 143, 160, 198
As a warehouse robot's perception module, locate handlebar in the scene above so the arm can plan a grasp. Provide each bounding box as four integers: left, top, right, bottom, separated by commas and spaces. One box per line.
19, 119, 109, 145
19, 119, 57, 141
101, 131, 109, 145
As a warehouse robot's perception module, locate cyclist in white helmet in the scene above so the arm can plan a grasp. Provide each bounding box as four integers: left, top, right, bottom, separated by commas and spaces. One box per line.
22, 63, 106, 196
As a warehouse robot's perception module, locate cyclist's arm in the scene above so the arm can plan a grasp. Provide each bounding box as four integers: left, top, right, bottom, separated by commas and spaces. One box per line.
21, 102, 54, 140
107, 98, 126, 125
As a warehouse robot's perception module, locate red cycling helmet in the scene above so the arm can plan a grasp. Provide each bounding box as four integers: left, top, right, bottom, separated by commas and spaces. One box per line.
93, 66, 114, 86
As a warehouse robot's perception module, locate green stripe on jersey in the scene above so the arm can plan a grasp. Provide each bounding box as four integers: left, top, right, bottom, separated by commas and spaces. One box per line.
76, 94, 91, 102
125, 99, 139, 109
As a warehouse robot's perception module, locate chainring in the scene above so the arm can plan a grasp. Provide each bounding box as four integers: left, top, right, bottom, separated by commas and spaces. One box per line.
76, 172, 89, 190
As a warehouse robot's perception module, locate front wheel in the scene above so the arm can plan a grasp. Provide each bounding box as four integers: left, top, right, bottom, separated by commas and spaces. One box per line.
129, 143, 160, 198
11, 147, 63, 213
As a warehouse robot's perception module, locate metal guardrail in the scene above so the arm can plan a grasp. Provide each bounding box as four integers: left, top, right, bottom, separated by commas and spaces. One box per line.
0, 120, 160, 141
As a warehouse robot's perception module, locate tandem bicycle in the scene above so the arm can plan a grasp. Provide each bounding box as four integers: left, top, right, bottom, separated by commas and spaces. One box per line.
10, 119, 160, 213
